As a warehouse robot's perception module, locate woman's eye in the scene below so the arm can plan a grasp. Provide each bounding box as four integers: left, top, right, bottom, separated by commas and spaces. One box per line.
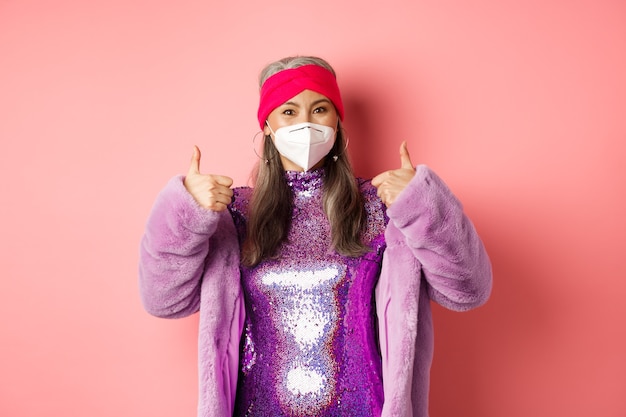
283, 109, 295, 116
313, 107, 326, 114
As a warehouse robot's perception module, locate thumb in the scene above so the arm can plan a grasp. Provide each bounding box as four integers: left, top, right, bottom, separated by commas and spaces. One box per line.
188, 145, 201, 174
399, 141, 414, 169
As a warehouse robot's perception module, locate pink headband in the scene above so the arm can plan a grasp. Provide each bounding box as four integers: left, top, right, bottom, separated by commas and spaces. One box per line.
257, 64, 344, 129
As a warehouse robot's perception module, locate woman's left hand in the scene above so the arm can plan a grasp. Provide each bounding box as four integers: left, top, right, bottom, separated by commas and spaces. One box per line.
372, 141, 416, 207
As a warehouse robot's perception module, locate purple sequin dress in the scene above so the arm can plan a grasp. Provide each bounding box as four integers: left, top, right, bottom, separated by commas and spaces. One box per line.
229, 168, 387, 417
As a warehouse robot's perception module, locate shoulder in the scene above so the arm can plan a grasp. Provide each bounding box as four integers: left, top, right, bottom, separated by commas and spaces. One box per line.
358, 178, 385, 212
229, 186, 253, 214
228, 186, 253, 238
230, 184, 253, 215
357, 177, 388, 241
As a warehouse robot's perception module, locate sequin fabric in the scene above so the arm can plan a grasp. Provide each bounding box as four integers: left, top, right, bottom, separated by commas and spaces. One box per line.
229, 168, 388, 417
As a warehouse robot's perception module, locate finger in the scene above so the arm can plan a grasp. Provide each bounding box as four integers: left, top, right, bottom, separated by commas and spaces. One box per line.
213, 175, 234, 188
212, 193, 234, 208
209, 183, 234, 200
210, 203, 229, 212
376, 186, 390, 207
208, 188, 235, 211
371, 172, 387, 188
399, 141, 413, 169
188, 145, 201, 175
207, 179, 234, 200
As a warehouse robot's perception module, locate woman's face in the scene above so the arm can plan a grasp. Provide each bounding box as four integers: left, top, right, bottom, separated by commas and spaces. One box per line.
263, 89, 339, 171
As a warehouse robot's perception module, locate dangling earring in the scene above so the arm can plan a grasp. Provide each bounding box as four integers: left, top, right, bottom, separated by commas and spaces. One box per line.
332, 127, 350, 162
252, 130, 271, 164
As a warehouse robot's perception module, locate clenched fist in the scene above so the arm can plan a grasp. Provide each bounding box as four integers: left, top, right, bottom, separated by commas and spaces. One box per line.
183, 145, 234, 212
371, 141, 416, 207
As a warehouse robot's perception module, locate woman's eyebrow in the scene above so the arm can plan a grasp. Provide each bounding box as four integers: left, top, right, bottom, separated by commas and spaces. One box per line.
311, 98, 332, 106
281, 98, 332, 107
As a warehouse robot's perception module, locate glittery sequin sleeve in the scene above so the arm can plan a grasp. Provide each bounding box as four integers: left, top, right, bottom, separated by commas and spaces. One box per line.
228, 186, 253, 243
359, 178, 389, 245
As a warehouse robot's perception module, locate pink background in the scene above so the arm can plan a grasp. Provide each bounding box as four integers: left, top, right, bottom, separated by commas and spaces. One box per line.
1, 0, 625, 416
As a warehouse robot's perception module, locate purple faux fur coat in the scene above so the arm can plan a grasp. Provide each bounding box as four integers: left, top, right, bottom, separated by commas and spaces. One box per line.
139, 165, 492, 417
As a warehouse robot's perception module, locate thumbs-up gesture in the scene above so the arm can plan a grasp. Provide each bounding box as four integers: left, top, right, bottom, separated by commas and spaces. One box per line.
183, 146, 234, 212
371, 141, 416, 207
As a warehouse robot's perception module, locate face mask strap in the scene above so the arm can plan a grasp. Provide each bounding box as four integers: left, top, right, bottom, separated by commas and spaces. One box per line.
265, 120, 275, 137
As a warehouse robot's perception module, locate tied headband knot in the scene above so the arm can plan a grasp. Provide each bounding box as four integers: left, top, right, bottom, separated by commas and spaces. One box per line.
257, 64, 344, 129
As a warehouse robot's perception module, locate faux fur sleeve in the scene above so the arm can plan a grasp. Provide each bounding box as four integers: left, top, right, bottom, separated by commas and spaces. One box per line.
386, 165, 492, 311
138, 175, 222, 318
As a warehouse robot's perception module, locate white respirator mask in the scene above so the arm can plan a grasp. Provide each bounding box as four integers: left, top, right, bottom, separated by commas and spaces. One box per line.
266, 121, 336, 171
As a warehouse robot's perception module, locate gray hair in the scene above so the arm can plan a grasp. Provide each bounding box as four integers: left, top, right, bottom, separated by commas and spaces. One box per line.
258, 56, 337, 87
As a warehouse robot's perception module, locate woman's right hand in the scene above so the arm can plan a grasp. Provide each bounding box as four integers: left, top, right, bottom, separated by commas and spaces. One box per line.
183, 145, 234, 212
